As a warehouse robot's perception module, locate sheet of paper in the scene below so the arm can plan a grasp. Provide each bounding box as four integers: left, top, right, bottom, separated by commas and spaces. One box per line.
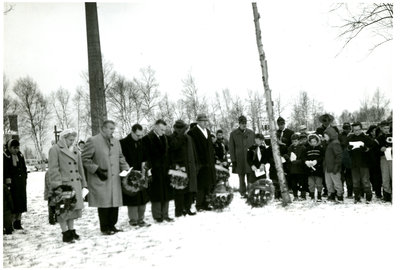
290, 152, 297, 161
82, 188, 89, 198
255, 169, 265, 178
384, 147, 392, 161
281, 157, 286, 163
119, 167, 133, 177
349, 141, 364, 149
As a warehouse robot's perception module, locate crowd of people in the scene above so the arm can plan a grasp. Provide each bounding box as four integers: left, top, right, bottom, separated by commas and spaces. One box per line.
3, 113, 393, 244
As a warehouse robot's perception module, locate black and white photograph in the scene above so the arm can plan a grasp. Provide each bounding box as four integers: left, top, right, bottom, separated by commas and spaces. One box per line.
2, 1, 398, 269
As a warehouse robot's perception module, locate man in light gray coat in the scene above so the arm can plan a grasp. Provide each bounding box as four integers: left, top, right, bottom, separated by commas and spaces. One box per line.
82, 120, 130, 235
229, 115, 255, 198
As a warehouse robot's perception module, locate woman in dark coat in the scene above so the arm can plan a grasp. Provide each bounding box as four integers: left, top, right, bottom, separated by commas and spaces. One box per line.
366, 125, 383, 198
3, 139, 27, 230
168, 120, 197, 217
120, 124, 150, 227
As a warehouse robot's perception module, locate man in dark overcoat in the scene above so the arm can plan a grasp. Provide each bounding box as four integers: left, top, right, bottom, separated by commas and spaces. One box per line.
142, 119, 174, 222
229, 115, 255, 198
120, 124, 150, 227
187, 114, 216, 211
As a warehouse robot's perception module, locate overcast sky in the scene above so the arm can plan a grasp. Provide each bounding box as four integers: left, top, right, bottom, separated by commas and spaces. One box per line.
3, 1, 394, 121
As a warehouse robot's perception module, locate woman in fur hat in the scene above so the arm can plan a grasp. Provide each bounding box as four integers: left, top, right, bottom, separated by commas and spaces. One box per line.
48, 129, 87, 243
3, 139, 27, 231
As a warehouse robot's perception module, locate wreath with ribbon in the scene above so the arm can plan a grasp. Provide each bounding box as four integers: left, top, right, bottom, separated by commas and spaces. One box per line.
121, 170, 148, 196
169, 168, 189, 190
246, 178, 274, 208
208, 180, 234, 211
49, 185, 77, 220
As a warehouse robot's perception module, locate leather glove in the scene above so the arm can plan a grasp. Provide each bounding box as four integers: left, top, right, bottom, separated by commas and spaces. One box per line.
95, 168, 108, 181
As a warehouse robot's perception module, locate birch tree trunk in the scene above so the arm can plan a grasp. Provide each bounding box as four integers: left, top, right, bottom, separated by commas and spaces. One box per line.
252, 2, 291, 206
85, 2, 107, 135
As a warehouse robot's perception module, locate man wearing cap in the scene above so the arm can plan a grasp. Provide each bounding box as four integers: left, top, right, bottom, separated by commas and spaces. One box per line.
229, 115, 255, 198
82, 120, 130, 235
168, 120, 197, 217
187, 114, 216, 211
276, 117, 294, 147
316, 114, 339, 137
338, 122, 353, 198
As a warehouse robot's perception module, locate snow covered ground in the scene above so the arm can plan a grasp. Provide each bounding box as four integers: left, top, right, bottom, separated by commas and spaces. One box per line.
2, 171, 399, 269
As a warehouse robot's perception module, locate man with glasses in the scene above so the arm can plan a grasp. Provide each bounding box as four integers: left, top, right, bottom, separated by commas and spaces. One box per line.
187, 114, 216, 211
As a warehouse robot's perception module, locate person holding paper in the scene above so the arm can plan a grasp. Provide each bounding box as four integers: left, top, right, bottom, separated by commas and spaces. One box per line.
377, 120, 392, 202
82, 120, 129, 235
120, 124, 150, 227
303, 134, 325, 201
287, 134, 307, 200
347, 122, 373, 204
48, 129, 88, 243
247, 133, 269, 181
339, 122, 353, 199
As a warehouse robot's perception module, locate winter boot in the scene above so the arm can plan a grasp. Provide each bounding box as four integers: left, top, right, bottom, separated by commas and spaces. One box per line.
322, 189, 328, 197
70, 229, 80, 240
62, 230, 75, 243
13, 220, 23, 230
383, 191, 392, 203
366, 192, 372, 203
327, 194, 336, 202
300, 191, 307, 200
337, 195, 344, 202
317, 192, 322, 202
309, 192, 315, 200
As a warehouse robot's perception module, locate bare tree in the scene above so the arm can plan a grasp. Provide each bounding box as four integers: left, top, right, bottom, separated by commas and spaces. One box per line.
247, 90, 265, 132
156, 93, 176, 128
3, 74, 18, 135
50, 87, 73, 130
13, 77, 50, 169
331, 3, 393, 54
181, 73, 202, 122
274, 93, 287, 119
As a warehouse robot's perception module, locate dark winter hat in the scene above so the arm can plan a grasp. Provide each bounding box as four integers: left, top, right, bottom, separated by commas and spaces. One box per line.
238, 115, 247, 124
351, 121, 362, 128
277, 117, 285, 124
196, 114, 208, 122
7, 139, 20, 149
299, 132, 308, 140
318, 114, 334, 124
173, 120, 188, 129
342, 122, 351, 130
366, 125, 377, 136
380, 120, 390, 127
255, 133, 264, 140
291, 134, 300, 141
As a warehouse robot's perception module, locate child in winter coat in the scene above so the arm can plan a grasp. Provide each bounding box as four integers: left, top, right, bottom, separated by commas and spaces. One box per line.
323, 127, 343, 202
287, 134, 307, 200
303, 134, 324, 201
247, 133, 269, 181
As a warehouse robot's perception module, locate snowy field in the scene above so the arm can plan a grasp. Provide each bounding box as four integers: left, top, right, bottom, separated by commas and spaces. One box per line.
2, 171, 399, 269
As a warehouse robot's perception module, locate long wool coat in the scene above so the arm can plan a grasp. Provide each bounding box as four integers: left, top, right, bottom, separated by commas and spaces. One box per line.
119, 134, 150, 206
187, 126, 216, 189
142, 130, 173, 202
229, 128, 255, 174
3, 151, 27, 213
81, 133, 130, 208
48, 141, 87, 214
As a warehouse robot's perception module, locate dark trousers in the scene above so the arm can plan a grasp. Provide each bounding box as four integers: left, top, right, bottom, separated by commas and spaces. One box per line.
239, 173, 253, 196
174, 191, 194, 216
288, 174, 307, 196
196, 187, 211, 209
369, 166, 382, 196
97, 207, 119, 232
341, 167, 353, 196
352, 167, 372, 199
151, 201, 170, 220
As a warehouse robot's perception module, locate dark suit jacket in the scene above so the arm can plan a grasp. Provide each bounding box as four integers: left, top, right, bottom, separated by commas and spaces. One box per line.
247, 144, 268, 169
276, 128, 294, 147
142, 130, 173, 202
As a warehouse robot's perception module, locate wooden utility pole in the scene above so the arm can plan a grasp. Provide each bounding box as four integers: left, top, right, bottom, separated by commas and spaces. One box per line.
85, 2, 107, 135
252, 2, 291, 206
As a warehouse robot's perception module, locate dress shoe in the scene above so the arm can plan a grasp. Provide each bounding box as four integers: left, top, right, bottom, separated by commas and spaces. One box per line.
164, 217, 174, 222
101, 230, 115, 236
62, 230, 75, 243
138, 220, 151, 227
70, 229, 80, 240
111, 226, 123, 233
186, 210, 197, 216
13, 220, 23, 230
155, 218, 163, 223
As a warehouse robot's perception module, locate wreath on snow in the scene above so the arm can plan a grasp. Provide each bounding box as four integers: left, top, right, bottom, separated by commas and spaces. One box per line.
121, 170, 148, 196
208, 181, 234, 211
246, 178, 274, 208
215, 164, 230, 183
168, 167, 189, 190
49, 185, 77, 219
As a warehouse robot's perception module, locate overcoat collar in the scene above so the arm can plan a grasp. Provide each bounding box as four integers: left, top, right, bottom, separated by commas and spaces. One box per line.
57, 141, 78, 161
